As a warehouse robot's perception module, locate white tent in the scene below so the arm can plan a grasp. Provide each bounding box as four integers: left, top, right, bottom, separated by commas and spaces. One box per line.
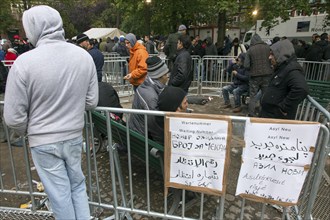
73, 28, 126, 40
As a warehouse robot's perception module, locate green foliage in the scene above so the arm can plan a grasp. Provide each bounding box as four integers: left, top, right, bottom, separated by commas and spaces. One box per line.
2, 0, 330, 44
0, 0, 21, 35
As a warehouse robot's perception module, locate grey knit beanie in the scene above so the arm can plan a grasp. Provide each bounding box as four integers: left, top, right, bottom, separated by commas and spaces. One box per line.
146, 56, 169, 79
126, 33, 137, 47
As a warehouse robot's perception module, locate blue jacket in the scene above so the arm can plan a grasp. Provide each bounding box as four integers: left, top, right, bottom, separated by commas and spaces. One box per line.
228, 63, 249, 88
88, 46, 104, 82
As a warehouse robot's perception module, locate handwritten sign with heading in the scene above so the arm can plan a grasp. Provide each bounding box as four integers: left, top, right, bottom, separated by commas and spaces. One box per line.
164, 115, 231, 196
236, 118, 320, 206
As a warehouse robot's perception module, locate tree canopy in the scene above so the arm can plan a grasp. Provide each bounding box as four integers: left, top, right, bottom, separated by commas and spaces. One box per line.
1, 0, 329, 45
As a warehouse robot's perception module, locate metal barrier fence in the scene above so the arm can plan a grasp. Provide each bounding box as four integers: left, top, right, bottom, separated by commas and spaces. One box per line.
1, 97, 329, 219
291, 96, 330, 220
298, 61, 330, 81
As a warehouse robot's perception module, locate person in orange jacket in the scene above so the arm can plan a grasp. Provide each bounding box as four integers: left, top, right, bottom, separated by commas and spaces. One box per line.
123, 33, 149, 87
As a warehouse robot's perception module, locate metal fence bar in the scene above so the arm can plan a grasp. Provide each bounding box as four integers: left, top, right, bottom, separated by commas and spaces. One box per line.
21, 136, 37, 211
298, 61, 330, 81
105, 112, 119, 219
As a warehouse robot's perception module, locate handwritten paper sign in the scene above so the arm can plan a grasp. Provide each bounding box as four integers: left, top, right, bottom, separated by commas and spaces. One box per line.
236, 118, 320, 206
164, 114, 231, 196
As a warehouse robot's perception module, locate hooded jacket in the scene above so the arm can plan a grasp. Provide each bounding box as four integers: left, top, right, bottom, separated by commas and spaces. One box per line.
128, 42, 149, 86
204, 37, 218, 55
4, 5, 98, 147
244, 34, 273, 77
261, 39, 308, 120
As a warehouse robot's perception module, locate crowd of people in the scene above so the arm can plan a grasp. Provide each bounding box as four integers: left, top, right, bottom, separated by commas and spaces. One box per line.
1, 4, 329, 219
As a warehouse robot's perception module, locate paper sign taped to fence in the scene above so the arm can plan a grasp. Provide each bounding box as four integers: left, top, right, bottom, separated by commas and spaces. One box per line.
243, 120, 320, 166
164, 114, 231, 196
236, 158, 308, 204
236, 118, 320, 206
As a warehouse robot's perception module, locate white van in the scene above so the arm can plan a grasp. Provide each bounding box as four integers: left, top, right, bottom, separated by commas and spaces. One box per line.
243, 13, 329, 45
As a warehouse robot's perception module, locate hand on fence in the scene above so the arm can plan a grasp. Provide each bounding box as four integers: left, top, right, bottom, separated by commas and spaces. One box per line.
123, 73, 132, 80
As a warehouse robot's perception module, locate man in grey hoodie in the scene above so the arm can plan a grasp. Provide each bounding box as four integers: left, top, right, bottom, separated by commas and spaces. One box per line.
261, 39, 308, 119
4, 5, 98, 219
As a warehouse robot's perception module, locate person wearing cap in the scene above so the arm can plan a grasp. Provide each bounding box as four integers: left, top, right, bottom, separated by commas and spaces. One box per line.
168, 34, 193, 93
12, 35, 25, 55
123, 33, 149, 87
4, 6, 98, 219
113, 35, 126, 55
164, 24, 187, 71
128, 56, 169, 136
221, 53, 249, 113
150, 86, 188, 144
77, 33, 104, 82
261, 39, 308, 119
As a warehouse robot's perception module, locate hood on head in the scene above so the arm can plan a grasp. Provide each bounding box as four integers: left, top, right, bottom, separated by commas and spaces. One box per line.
126, 33, 137, 47
270, 39, 295, 65
250, 33, 263, 45
22, 5, 65, 47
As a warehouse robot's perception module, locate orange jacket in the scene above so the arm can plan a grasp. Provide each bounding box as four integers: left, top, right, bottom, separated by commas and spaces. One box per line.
128, 43, 149, 86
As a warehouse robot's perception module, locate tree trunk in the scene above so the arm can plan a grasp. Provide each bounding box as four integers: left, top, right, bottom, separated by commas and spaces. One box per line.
217, 11, 226, 48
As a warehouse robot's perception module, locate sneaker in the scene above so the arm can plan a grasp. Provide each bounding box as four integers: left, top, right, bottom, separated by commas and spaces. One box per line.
223, 103, 232, 109
233, 106, 242, 113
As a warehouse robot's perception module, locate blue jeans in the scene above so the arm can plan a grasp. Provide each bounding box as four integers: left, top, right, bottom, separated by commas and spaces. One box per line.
31, 136, 90, 220
222, 84, 248, 107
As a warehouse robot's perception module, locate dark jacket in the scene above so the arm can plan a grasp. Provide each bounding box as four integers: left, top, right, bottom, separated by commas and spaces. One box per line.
204, 37, 218, 56
305, 41, 325, 61
115, 42, 129, 57
128, 76, 165, 136
244, 34, 273, 77
261, 40, 308, 120
228, 63, 249, 88
97, 82, 123, 118
164, 32, 180, 61
88, 46, 104, 82
168, 48, 193, 92
323, 44, 330, 60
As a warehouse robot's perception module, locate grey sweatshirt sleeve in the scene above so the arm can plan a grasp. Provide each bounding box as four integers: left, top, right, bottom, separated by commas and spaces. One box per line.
4, 65, 28, 135
85, 68, 99, 110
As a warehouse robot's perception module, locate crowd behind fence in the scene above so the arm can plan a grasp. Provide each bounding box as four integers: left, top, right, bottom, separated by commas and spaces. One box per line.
100, 55, 330, 98
0, 94, 329, 219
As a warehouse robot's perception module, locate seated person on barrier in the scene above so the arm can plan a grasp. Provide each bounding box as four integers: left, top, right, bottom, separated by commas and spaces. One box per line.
98, 81, 123, 120
221, 53, 249, 113
128, 56, 169, 136
150, 86, 188, 144
261, 39, 308, 120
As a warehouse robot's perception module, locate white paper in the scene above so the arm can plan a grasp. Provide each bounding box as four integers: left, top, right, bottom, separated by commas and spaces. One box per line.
168, 117, 229, 191
236, 120, 320, 204
244, 121, 320, 166
236, 158, 307, 203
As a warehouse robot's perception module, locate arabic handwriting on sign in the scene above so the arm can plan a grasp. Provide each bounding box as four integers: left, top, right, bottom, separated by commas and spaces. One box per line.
174, 156, 218, 168
256, 153, 300, 164
171, 169, 194, 179
197, 170, 219, 181
250, 138, 308, 152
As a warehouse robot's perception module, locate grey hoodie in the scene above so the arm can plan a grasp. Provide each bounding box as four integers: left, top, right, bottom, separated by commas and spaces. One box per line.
270, 39, 295, 65
250, 33, 263, 46
4, 5, 98, 147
